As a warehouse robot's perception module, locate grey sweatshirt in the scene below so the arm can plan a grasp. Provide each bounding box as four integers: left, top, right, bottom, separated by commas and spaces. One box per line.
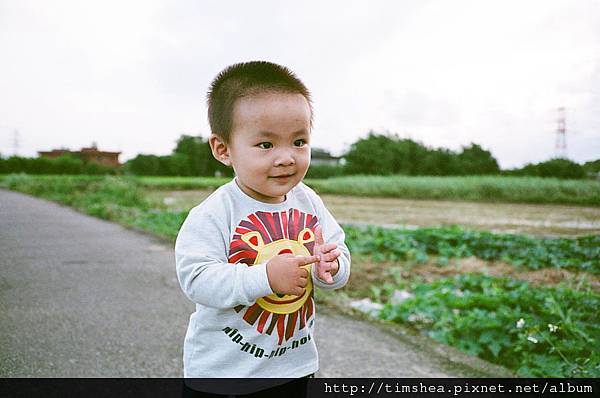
175, 178, 351, 379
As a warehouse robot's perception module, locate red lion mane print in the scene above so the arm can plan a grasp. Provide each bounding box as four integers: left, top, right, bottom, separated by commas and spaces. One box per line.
228, 209, 319, 345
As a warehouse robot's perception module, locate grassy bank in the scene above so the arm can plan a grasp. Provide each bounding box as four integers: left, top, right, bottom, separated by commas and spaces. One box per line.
138, 176, 231, 190
0, 174, 188, 240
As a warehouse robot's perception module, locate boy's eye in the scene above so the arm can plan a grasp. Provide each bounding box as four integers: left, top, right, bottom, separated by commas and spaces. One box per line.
257, 142, 273, 149
294, 139, 307, 147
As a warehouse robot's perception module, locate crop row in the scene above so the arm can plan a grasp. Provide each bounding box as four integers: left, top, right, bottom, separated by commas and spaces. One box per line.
376, 273, 599, 377
345, 225, 600, 275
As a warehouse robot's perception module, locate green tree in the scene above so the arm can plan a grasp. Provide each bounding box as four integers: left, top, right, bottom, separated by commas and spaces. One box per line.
421, 148, 461, 176
173, 134, 233, 176
583, 159, 600, 176
125, 154, 162, 175
343, 132, 399, 175
52, 154, 84, 174
173, 135, 206, 175
457, 143, 500, 175
344, 131, 479, 176
395, 138, 429, 175
159, 154, 189, 176
536, 158, 585, 179
510, 158, 586, 179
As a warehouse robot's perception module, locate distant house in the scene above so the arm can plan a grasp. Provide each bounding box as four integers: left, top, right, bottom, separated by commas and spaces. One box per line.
38, 143, 121, 167
311, 147, 341, 166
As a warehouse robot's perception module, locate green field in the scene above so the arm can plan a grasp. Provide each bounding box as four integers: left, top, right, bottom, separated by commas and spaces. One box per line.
2, 173, 599, 206
140, 175, 600, 206
2, 173, 599, 377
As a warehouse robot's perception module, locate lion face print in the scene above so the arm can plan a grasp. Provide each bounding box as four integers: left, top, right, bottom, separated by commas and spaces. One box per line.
228, 209, 319, 345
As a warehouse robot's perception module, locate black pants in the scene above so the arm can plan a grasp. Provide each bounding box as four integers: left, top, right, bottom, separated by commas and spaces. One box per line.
182, 376, 312, 398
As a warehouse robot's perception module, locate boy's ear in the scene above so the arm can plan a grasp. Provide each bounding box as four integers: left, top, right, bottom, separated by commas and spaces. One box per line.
209, 134, 232, 166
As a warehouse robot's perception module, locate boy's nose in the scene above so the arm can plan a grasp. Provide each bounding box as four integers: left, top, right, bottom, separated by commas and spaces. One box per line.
273, 150, 295, 167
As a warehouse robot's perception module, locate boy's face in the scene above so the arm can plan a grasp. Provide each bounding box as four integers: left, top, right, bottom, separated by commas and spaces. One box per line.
211, 91, 311, 203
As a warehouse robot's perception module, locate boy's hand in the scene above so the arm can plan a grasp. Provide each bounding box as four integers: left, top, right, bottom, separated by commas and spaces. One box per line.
266, 254, 318, 296
314, 226, 341, 284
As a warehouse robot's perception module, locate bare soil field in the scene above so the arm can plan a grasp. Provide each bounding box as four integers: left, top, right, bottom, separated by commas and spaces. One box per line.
346, 256, 600, 296
149, 190, 600, 237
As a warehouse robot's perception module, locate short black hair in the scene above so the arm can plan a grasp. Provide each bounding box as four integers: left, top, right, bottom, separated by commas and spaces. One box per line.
207, 61, 312, 142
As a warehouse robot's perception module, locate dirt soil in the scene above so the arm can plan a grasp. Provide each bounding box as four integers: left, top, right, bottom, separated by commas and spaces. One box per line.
347, 257, 600, 295
321, 194, 600, 237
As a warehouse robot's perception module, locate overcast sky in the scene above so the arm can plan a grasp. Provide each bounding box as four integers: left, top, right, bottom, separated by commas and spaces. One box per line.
1, 0, 598, 168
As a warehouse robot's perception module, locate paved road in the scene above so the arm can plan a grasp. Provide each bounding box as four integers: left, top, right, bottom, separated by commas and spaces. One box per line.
0, 189, 509, 377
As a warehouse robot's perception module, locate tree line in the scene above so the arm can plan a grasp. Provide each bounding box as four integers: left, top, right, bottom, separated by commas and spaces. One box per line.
1, 132, 598, 179
125, 135, 232, 177
0, 154, 117, 175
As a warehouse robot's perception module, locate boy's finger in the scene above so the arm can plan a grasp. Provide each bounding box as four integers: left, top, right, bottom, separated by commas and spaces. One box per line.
319, 243, 337, 253
297, 276, 308, 288
295, 255, 319, 266
331, 260, 339, 272
292, 287, 306, 296
299, 268, 309, 279
314, 225, 325, 246
320, 272, 333, 284
322, 250, 341, 262
317, 265, 333, 282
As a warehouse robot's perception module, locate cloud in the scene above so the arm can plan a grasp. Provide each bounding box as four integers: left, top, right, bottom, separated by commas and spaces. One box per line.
0, 0, 598, 168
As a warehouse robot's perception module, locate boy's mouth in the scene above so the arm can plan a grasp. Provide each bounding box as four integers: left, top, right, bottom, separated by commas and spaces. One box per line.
270, 173, 295, 179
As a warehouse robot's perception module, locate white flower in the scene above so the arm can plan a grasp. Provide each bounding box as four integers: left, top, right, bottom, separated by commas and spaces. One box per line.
407, 313, 433, 323
527, 335, 538, 344
390, 289, 414, 305
516, 318, 525, 329
548, 323, 558, 333
452, 309, 460, 315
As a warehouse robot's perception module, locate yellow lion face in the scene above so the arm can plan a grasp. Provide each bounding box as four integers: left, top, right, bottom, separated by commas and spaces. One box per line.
241, 227, 315, 314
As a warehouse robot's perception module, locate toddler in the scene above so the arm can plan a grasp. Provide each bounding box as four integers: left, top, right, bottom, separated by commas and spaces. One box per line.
175, 61, 351, 396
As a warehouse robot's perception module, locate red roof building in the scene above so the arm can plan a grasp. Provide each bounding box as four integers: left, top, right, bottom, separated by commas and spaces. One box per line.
38, 144, 121, 167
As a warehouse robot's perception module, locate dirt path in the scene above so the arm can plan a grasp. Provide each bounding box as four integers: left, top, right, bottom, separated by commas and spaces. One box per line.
0, 189, 509, 377
150, 190, 600, 237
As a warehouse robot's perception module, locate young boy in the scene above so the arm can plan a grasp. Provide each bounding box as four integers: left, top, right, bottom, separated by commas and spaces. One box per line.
175, 61, 351, 396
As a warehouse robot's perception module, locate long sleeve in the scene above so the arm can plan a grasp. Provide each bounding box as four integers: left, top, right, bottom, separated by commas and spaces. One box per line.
175, 206, 273, 309
310, 195, 351, 290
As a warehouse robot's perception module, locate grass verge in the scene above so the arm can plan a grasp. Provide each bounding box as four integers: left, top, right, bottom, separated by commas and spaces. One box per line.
375, 273, 599, 377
